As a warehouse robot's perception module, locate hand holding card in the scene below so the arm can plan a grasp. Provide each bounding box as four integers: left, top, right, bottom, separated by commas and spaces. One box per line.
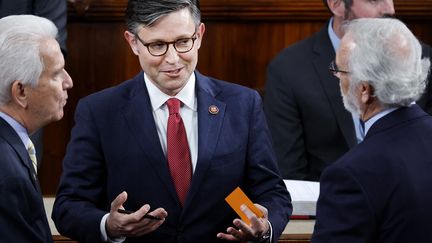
225, 187, 264, 225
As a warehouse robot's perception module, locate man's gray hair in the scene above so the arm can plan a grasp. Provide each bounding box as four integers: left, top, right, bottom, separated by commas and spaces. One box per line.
345, 18, 430, 107
125, 0, 201, 34
0, 15, 58, 105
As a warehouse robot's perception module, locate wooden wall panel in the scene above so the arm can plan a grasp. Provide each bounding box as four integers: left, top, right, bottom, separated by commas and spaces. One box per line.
198, 21, 326, 91
40, 0, 432, 194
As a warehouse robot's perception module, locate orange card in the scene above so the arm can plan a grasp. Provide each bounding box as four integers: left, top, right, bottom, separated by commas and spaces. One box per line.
225, 187, 264, 225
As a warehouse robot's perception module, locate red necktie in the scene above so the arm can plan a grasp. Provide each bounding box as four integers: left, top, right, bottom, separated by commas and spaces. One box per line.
166, 98, 192, 206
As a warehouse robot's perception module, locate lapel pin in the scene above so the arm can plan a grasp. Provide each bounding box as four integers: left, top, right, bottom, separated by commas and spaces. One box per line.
209, 105, 219, 115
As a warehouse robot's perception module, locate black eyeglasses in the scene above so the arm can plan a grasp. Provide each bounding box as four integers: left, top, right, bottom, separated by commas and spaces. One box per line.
135, 31, 197, 57
329, 60, 350, 75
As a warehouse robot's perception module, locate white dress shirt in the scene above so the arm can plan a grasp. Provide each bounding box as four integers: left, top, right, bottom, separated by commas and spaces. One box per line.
100, 72, 198, 242
144, 72, 198, 171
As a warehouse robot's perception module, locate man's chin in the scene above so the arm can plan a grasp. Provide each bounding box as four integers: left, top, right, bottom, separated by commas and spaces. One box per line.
51, 111, 65, 122
343, 97, 361, 117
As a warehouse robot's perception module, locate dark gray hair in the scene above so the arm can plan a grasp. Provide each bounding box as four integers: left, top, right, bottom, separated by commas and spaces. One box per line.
0, 15, 58, 105
345, 18, 430, 107
125, 0, 201, 34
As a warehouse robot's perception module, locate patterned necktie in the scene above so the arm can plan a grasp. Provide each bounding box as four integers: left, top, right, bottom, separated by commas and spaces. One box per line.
27, 140, 38, 174
166, 98, 192, 206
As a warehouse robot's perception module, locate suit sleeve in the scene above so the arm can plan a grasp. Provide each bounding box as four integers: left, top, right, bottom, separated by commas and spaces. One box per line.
311, 165, 376, 243
0, 176, 51, 243
264, 61, 309, 179
52, 99, 107, 243
246, 91, 292, 242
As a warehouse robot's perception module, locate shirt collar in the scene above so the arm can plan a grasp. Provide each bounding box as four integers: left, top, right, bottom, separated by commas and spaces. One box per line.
327, 18, 340, 52
144, 72, 197, 111
364, 107, 399, 135
0, 111, 31, 147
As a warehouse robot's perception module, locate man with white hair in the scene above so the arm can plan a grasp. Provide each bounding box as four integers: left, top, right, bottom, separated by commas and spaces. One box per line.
0, 15, 72, 242
265, 0, 432, 181
311, 18, 432, 243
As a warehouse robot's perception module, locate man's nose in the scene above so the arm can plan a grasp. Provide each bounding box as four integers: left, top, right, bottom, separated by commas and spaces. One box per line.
381, 0, 395, 17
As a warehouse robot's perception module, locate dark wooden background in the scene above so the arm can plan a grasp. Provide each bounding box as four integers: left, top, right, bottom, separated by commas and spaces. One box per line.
39, 0, 432, 195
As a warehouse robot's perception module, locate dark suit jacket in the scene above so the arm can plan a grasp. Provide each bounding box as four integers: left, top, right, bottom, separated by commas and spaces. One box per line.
0, 118, 53, 243
265, 23, 356, 181
264, 22, 432, 181
52, 71, 292, 243
311, 105, 432, 243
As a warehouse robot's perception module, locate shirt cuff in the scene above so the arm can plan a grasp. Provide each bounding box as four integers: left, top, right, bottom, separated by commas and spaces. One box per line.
100, 213, 126, 243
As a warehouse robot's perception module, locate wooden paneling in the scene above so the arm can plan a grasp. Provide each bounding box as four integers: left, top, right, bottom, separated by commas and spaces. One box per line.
53, 235, 76, 243
67, 0, 432, 21
40, 0, 432, 198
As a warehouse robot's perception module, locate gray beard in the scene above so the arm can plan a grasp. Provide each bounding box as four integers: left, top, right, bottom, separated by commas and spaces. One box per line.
341, 85, 362, 118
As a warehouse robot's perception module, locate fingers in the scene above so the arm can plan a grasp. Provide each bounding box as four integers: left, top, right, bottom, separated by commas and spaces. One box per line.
148, 207, 168, 219
254, 203, 268, 218
121, 207, 167, 237
126, 211, 166, 236
106, 191, 168, 238
246, 204, 269, 234
110, 191, 128, 213
131, 204, 152, 221
218, 204, 269, 241
216, 228, 240, 241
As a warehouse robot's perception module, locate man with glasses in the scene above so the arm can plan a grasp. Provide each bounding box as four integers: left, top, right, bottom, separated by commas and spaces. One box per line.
264, 0, 432, 181
312, 17, 432, 243
52, 0, 292, 242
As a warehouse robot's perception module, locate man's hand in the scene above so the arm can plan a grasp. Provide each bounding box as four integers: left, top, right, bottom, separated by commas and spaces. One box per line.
217, 203, 270, 241
106, 191, 168, 238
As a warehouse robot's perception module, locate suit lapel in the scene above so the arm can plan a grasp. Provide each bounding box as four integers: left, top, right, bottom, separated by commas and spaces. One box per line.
312, 25, 357, 148
0, 117, 40, 190
122, 72, 228, 211
122, 74, 179, 203
182, 72, 226, 213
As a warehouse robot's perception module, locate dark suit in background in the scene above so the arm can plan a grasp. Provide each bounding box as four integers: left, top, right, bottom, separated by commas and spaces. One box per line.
265, 24, 356, 181
52, 71, 292, 243
0, 0, 67, 54
312, 105, 432, 243
0, 118, 52, 243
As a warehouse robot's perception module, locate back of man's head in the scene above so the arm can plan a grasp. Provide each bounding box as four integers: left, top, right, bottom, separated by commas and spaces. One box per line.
0, 15, 57, 105
345, 18, 430, 107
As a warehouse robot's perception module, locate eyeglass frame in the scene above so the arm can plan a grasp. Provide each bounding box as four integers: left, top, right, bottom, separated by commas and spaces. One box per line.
329, 60, 350, 75
134, 30, 197, 57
